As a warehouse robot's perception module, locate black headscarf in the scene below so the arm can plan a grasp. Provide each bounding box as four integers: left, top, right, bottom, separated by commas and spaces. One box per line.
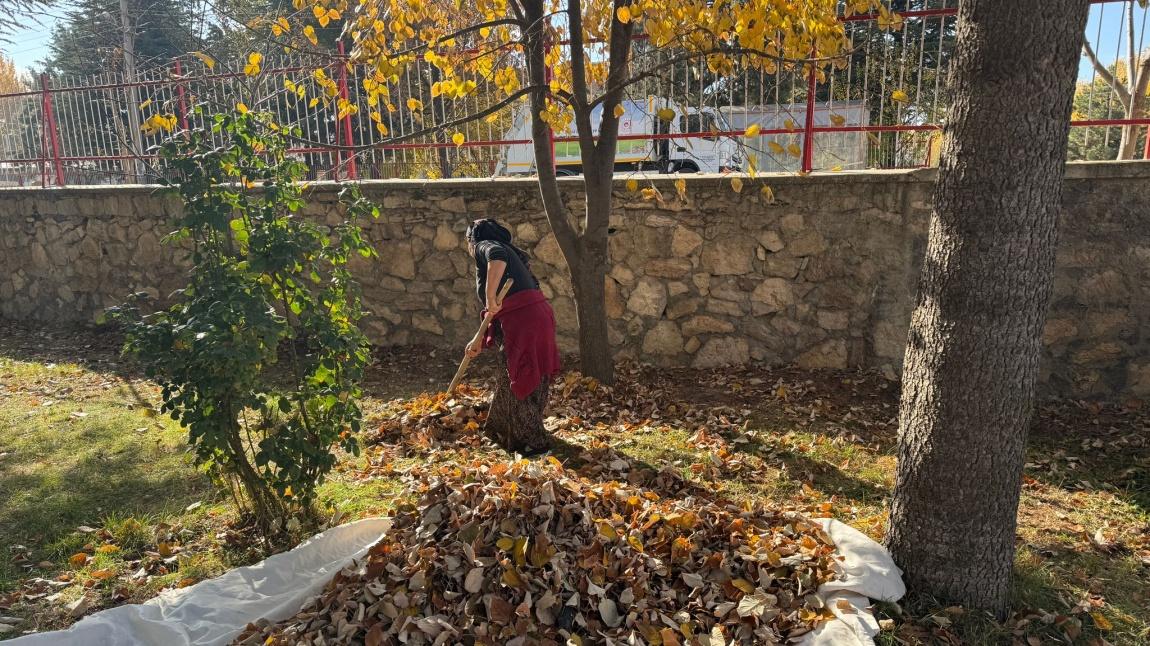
466, 218, 532, 266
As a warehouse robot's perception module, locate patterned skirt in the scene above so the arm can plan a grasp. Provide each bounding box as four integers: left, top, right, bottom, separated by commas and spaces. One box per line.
484, 327, 552, 455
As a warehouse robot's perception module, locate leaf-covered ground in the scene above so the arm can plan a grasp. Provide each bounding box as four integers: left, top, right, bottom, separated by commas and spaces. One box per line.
0, 321, 1147, 644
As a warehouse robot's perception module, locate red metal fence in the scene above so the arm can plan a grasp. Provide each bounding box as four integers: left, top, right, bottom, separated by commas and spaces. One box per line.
0, 0, 1147, 187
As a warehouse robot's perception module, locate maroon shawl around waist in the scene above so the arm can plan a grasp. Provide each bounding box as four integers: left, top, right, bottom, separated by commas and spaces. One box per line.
483, 289, 562, 399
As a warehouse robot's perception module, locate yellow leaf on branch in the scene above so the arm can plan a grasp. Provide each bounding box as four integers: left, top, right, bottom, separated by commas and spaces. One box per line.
191, 51, 215, 70
243, 52, 263, 77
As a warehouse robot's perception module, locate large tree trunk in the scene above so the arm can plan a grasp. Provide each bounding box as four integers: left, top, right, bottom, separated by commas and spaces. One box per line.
571, 170, 614, 382
884, 0, 1089, 618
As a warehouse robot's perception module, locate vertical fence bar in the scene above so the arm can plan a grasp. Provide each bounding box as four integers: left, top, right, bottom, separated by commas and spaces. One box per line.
174, 59, 190, 131
336, 42, 358, 180
801, 53, 817, 173
330, 54, 342, 181
544, 39, 555, 173
40, 74, 65, 186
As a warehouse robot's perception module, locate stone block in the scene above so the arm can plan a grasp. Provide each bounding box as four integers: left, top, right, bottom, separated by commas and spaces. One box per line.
420, 253, 456, 281
780, 213, 804, 236
666, 296, 700, 320
411, 313, 444, 335
693, 337, 749, 368
705, 299, 743, 317
700, 238, 754, 275
1072, 342, 1125, 365
682, 315, 735, 337
534, 232, 565, 267
645, 258, 692, 279
437, 196, 467, 213
1078, 270, 1129, 306
788, 230, 829, 257
379, 242, 417, 280
751, 278, 794, 316
626, 278, 667, 318
817, 310, 849, 331
642, 321, 684, 355
433, 224, 458, 250
671, 227, 704, 256
1042, 318, 1078, 346
796, 340, 848, 370
605, 277, 625, 319
872, 320, 907, 360
757, 230, 785, 253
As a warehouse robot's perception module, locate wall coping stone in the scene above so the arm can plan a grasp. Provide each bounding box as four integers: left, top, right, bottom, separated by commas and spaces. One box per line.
2, 161, 1144, 202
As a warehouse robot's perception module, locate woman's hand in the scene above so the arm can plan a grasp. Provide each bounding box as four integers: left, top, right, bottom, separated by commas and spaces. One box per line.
487, 295, 503, 317
465, 337, 483, 359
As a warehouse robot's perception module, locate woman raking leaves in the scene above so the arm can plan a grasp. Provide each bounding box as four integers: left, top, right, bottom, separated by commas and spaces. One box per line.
463, 219, 562, 455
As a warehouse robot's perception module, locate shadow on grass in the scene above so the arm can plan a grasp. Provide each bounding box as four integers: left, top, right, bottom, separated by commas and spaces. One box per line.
1025, 404, 1150, 515
733, 430, 890, 504
0, 415, 213, 589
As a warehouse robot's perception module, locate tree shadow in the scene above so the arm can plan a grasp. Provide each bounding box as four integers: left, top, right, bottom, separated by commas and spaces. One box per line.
0, 441, 213, 566
732, 430, 890, 504
1025, 402, 1150, 514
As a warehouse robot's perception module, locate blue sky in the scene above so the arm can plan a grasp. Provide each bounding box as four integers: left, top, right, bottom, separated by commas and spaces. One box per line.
2, 2, 1146, 82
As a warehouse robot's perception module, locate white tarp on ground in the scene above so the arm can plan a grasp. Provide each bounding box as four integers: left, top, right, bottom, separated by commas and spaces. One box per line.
9, 517, 903, 646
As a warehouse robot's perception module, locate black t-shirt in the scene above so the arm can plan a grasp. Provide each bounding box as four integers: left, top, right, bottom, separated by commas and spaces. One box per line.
474, 240, 539, 307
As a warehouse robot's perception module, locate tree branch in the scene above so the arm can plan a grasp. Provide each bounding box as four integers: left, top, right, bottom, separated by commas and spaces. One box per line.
522, 0, 580, 257
567, 0, 597, 171
587, 44, 836, 110
591, 0, 635, 182
1083, 37, 1132, 109
1128, 0, 1138, 100
282, 85, 540, 151
380, 18, 524, 59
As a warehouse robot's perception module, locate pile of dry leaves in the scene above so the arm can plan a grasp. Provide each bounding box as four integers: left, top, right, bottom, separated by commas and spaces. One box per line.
233, 458, 844, 646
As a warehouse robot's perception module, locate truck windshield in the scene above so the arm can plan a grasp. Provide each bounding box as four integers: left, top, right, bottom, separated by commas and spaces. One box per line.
680, 112, 720, 140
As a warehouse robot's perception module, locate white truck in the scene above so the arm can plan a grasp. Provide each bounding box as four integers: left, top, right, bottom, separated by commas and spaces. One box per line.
496, 96, 743, 176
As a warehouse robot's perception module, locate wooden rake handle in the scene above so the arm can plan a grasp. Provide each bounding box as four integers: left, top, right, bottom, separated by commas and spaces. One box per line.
447, 278, 514, 395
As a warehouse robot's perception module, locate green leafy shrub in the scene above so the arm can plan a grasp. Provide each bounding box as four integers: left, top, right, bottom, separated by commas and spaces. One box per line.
109, 110, 378, 539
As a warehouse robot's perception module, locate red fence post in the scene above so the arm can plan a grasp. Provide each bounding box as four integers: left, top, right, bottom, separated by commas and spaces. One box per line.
173, 58, 190, 131
336, 42, 358, 180
39, 73, 65, 187
801, 53, 817, 174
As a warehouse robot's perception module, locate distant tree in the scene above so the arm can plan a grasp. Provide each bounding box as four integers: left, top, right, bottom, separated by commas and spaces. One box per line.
1081, 0, 1150, 159
0, 0, 53, 43
43, 0, 203, 76
0, 54, 26, 93
1069, 54, 1150, 161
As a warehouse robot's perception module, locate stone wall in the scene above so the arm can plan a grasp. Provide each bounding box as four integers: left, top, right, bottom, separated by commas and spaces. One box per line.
2, 162, 1149, 398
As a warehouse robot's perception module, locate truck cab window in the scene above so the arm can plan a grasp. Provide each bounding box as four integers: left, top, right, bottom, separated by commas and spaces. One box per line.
680, 113, 718, 141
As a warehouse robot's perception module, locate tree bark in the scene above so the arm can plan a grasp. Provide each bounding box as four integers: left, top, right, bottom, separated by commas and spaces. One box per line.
571, 171, 614, 382
885, 0, 1089, 618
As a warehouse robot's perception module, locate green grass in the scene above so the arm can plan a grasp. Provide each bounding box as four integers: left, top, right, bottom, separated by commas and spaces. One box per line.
0, 356, 405, 636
